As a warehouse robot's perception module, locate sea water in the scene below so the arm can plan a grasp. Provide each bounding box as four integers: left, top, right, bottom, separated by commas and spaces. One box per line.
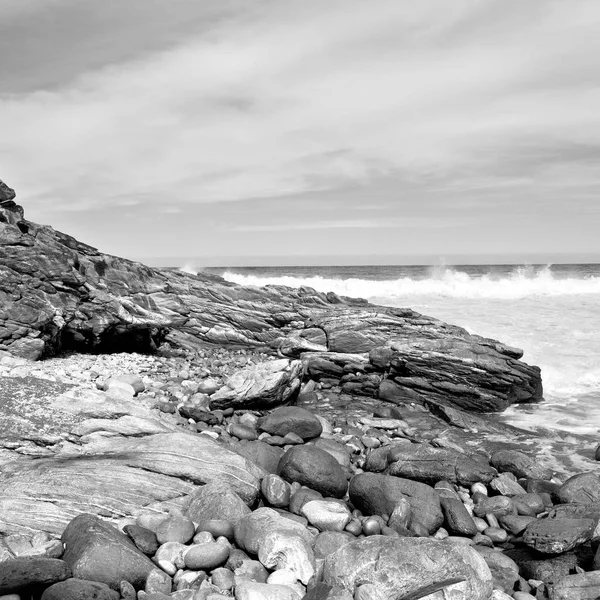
204, 264, 600, 449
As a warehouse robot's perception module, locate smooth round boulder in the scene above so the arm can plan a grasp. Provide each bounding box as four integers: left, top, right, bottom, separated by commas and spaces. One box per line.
259, 406, 323, 440
277, 446, 348, 499
41, 578, 119, 600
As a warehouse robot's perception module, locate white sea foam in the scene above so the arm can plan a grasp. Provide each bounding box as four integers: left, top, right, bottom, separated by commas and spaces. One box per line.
221, 266, 600, 299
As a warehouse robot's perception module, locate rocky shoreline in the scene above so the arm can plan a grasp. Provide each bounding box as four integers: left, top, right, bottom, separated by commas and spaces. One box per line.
1, 178, 600, 600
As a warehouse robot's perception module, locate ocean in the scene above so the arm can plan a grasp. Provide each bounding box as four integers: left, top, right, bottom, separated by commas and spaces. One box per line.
199, 263, 600, 451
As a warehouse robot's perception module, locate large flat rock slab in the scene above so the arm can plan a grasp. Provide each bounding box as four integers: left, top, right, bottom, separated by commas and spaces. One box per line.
0, 431, 264, 536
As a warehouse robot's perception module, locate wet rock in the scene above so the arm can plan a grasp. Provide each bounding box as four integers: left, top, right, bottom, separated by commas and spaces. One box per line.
490, 450, 553, 481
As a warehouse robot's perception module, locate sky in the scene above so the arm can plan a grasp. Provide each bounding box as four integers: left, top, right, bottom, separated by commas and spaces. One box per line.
1, 0, 599, 266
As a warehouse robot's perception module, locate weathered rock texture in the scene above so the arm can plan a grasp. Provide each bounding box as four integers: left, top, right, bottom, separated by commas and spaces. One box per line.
0, 180, 542, 412
0, 378, 264, 535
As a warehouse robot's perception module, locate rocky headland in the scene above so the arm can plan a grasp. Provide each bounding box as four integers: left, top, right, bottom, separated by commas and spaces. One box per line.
1, 178, 599, 600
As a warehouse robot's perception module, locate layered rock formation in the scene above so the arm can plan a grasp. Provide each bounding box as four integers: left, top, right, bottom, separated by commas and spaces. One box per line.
0, 179, 542, 412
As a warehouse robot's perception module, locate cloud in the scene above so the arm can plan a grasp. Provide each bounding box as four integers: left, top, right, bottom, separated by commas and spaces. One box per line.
227, 216, 469, 232
0, 0, 598, 259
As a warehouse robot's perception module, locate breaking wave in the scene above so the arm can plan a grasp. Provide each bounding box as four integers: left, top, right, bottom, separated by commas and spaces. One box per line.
221, 266, 600, 300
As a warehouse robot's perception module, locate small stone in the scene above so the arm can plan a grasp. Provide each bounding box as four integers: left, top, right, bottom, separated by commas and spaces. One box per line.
145, 568, 172, 595
229, 424, 258, 441
261, 474, 291, 508
123, 525, 159, 555
195, 520, 234, 541
156, 515, 196, 545
483, 526, 509, 543
184, 542, 230, 570
211, 567, 234, 591
300, 500, 351, 532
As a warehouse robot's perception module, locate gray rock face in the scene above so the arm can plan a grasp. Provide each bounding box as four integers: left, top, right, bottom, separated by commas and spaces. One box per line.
0, 182, 542, 414
322, 536, 493, 600
61, 514, 156, 590
348, 473, 443, 534
0, 382, 263, 535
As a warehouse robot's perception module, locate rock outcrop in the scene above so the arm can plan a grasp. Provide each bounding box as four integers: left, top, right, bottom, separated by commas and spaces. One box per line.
0, 179, 542, 413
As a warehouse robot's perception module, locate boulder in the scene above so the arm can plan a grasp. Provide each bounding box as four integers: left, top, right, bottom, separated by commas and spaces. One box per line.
385, 444, 496, 486
41, 578, 120, 600
61, 514, 156, 590
277, 446, 348, 499
554, 472, 600, 504
349, 473, 443, 534
522, 518, 596, 554
549, 571, 600, 600
259, 406, 323, 440
322, 536, 493, 599
490, 449, 553, 480
0, 558, 71, 594
184, 481, 251, 524
234, 441, 283, 475
209, 359, 302, 410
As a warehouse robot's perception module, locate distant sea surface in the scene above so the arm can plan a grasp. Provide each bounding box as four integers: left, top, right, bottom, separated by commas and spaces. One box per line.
191, 263, 600, 443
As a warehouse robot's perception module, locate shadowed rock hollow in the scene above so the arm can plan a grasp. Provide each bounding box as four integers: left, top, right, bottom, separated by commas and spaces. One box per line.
0, 179, 542, 413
